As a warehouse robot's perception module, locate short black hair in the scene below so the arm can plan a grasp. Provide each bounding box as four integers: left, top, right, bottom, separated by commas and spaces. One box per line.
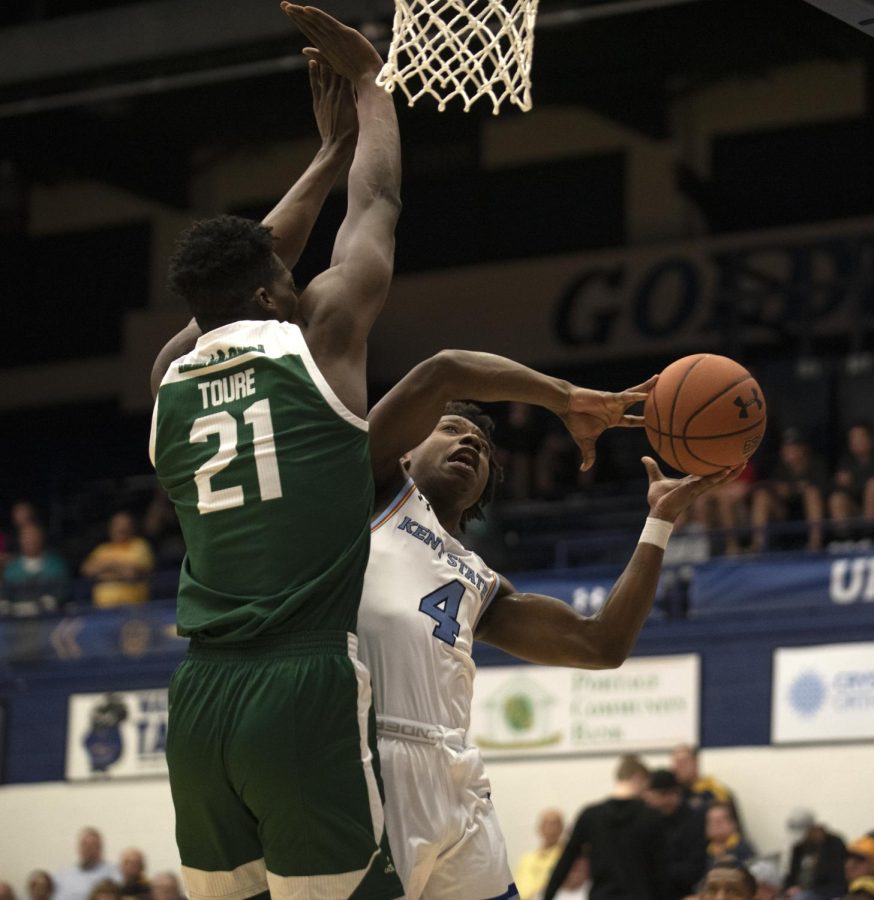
708, 859, 756, 895
167, 215, 277, 328
445, 401, 503, 529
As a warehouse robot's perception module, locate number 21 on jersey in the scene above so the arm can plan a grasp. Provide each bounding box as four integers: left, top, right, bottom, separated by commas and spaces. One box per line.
190, 398, 282, 514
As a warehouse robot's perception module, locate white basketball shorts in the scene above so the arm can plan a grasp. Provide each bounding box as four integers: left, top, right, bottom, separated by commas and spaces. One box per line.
376, 714, 518, 900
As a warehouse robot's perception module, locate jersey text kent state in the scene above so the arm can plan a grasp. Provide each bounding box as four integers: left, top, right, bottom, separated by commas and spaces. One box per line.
396, 516, 489, 592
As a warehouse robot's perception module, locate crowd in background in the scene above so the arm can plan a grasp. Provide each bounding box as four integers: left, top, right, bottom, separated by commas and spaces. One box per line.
0, 415, 872, 619
0, 829, 184, 900
512, 744, 874, 900
3, 746, 871, 900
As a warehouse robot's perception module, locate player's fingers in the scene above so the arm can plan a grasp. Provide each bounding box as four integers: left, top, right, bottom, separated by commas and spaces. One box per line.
641, 455, 662, 482
620, 391, 649, 408
302, 47, 325, 63
625, 374, 658, 394
617, 414, 645, 428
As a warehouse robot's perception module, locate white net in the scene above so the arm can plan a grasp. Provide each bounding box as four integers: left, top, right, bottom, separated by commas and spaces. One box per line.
376, 0, 540, 114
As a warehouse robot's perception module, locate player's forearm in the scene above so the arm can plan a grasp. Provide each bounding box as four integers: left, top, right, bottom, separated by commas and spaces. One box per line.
346, 78, 401, 212
263, 141, 354, 268
437, 349, 572, 413
585, 541, 664, 665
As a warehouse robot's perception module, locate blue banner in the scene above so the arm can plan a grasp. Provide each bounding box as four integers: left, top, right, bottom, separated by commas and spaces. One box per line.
0, 600, 184, 669
689, 551, 874, 616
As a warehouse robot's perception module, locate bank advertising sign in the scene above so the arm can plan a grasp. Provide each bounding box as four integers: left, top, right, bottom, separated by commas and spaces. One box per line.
772, 642, 874, 744
469, 654, 699, 759
66, 688, 169, 780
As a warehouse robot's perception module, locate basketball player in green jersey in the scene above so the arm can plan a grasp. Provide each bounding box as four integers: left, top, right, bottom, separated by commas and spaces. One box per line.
151, 8, 403, 900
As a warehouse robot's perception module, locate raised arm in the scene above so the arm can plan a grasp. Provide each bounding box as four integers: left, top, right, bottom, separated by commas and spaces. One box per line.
368, 348, 652, 492
475, 458, 743, 667
263, 59, 357, 267
150, 54, 355, 398
282, 5, 402, 362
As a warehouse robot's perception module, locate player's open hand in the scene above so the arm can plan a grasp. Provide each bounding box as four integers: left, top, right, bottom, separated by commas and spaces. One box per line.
643, 456, 744, 523
281, 4, 384, 81
309, 58, 357, 150
560, 375, 656, 472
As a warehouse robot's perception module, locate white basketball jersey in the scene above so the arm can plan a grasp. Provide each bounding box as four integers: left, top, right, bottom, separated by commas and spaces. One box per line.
358, 478, 500, 732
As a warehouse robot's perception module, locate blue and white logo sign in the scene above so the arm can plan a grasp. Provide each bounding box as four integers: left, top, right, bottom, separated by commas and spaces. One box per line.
773, 643, 874, 743
66, 688, 169, 780
788, 671, 827, 717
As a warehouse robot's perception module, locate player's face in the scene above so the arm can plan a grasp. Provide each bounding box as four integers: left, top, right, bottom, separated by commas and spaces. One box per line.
405, 415, 491, 509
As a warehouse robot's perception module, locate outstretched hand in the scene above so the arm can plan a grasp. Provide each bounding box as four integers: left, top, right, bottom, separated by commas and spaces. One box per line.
643, 456, 744, 523
560, 375, 656, 472
309, 58, 357, 149
281, 4, 384, 81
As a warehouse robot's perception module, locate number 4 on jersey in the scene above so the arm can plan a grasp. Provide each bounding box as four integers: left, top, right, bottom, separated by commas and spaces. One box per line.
418, 581, 465, 646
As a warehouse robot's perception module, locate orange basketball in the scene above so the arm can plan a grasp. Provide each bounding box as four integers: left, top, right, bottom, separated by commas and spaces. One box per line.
644, 354, 767, 476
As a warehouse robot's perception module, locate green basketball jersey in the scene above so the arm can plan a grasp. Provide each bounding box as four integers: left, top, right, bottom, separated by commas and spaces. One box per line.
150, 320, 373, 642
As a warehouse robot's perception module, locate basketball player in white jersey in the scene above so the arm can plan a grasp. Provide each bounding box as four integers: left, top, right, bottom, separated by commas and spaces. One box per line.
359, 349, 742, 900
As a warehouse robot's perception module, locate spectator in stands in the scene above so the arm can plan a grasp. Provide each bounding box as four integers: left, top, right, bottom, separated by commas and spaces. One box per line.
699, 859, 756, 900
543, 754, 669, 900
0, 883, 18, 900
87, 882, 121, 900
845, 835, 874, 886
533, 427, 581, 501
539, 855, 591, 900
142, 487, 185, 567
695, 460, 758, 556
117, 850, 149, 900
783, 808, 846, 899
149, 874, 184, 900
515, 808, 566, 900
1, 522, 71, 616
706, 802, 756, 868
845, 877, 874, 899
671, 744, 741, 823
54, 827, 119, 900
750, 428, 827, 553
828, 421, 874, 544
748, 858, 782, 900
26, 872, 54, 900
80, 512, 154, 608
1, 499, 40, 567
644, 768, 709, 899
498, 402, 540, 501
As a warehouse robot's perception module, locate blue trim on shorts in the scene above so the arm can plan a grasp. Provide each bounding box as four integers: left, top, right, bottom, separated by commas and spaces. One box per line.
482, 883, 519, 900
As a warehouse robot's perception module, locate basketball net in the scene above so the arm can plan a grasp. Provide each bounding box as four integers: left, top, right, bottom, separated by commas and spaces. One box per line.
376, 0, 539, 114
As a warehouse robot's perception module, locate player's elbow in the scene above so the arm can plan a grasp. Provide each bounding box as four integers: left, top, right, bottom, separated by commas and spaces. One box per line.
569, 634, 630, 670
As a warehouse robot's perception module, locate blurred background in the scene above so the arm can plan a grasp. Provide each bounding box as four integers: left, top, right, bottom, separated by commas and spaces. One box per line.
1, 0, 873, 894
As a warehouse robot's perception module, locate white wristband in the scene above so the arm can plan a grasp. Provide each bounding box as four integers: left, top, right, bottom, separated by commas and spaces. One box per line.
639, 516, 673, 550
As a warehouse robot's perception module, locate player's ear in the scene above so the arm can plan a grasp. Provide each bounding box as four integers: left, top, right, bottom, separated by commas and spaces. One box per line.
400, 454, 412, 471
253, 287, 275, 314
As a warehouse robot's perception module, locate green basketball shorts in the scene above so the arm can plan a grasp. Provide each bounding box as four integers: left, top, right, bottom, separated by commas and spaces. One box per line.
166, 631, 403, 900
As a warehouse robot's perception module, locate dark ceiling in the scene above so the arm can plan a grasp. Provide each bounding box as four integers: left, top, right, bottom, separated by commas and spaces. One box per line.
0, 0, 871, 208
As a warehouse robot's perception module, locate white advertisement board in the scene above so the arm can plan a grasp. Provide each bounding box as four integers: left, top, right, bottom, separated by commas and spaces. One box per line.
772, 642, 874, 744
469, 654, 699, 759
66, 689, 169, 781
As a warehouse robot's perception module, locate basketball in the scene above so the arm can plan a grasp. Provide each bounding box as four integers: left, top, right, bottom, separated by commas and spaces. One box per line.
644, 354, 767, 476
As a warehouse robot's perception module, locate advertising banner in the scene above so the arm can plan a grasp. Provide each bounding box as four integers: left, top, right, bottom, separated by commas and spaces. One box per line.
66, 688, 169, 780
371, 216, 874, 381
772, 642, 874, 744
469, 654, 699, 759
